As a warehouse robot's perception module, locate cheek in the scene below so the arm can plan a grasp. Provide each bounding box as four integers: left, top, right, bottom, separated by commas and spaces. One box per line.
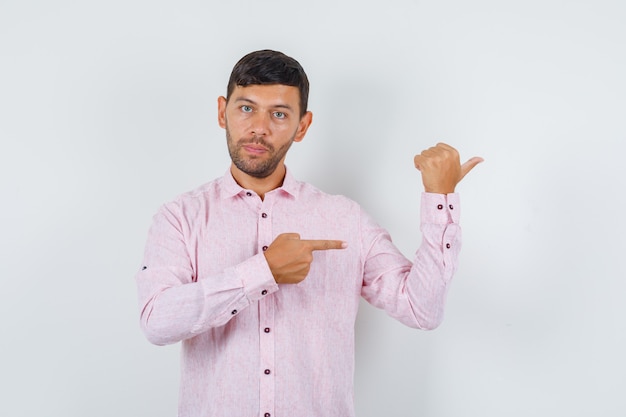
225, 114, 249, 133
272, 120, 300, 134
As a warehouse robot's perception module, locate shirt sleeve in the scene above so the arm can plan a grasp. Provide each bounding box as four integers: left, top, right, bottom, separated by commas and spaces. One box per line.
135, 203, 279, 346
360, 192, 461, 330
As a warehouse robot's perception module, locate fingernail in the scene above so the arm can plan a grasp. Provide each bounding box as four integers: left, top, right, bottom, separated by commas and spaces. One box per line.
341, 241, 348, 249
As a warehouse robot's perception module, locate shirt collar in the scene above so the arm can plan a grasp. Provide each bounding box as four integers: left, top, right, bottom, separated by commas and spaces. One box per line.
220, 166, 300, 200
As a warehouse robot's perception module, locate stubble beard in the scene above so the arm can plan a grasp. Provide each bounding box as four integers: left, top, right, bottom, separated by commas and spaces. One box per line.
225, 126, 295, 179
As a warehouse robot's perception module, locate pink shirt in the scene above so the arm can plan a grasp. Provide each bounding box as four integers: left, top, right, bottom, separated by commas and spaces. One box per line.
136, 169, 461, 417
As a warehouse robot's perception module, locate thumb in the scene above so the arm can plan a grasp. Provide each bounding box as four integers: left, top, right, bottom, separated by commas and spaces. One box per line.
459, 157, 484, 181
275, 232, 301, 242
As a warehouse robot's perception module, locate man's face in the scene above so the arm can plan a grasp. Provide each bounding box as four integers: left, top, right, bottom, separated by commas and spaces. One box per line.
218, 84, 312, 179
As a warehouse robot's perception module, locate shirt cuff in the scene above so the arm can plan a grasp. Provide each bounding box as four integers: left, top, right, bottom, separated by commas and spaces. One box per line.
233, 253, 279, 302
421, 192, 460, 224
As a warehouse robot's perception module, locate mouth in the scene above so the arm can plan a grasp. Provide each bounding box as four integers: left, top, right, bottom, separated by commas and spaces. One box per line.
242, 144, 268, 155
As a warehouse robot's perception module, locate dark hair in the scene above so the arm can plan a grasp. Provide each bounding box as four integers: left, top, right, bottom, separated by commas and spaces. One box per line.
226, 49, 309, 117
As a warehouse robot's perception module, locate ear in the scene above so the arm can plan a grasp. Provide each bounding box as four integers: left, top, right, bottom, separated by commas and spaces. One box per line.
293, 111, 313, 143
217, 96, 227, 128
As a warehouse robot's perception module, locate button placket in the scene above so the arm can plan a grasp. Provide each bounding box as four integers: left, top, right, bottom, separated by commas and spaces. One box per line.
258, 198, 275, 416
259, 204, 271, 255
259, 291, 275, 416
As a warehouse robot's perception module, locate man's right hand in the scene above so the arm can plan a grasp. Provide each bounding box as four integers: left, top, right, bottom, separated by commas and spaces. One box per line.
263, 233, 347, 284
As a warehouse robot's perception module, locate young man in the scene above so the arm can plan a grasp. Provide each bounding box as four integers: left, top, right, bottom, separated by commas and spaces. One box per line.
136, 49, 482, 417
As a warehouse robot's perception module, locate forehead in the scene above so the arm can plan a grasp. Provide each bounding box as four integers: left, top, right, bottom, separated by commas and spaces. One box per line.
229, 84, 301, 110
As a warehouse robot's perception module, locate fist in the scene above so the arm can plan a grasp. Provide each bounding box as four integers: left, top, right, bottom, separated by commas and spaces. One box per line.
413, 143, 483, 194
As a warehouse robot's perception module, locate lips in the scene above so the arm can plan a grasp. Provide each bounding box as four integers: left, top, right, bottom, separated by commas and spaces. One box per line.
242, 144, 268, 155
240, 137, 272, 155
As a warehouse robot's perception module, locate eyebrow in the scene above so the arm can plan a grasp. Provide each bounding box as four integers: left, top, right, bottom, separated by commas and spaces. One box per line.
234, 97, 294, 112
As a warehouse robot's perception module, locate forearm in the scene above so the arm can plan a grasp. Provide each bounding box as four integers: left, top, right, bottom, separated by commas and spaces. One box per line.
137, 275, 221, 346
137, 254, 277, 345
405, 193, 461, 328
361, 193, 461, 330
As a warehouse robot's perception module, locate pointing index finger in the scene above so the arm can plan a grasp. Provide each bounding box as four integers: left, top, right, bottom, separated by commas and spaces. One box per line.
305, 240, 348, 251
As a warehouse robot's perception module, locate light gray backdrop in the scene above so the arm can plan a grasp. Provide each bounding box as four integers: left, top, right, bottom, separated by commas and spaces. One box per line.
1, 1, 625, 416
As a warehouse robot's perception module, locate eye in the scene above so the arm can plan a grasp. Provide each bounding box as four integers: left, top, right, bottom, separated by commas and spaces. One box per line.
241, 105, 253, 113
273, 111, 286, 119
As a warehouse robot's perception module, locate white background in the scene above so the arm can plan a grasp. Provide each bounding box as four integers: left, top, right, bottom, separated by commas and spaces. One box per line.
1, 1, 625, 416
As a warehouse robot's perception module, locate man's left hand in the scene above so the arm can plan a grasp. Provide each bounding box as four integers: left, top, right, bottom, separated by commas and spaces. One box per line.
413, 143, 483, 194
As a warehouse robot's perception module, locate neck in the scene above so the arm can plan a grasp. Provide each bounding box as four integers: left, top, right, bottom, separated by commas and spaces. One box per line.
230, 163, 286, 201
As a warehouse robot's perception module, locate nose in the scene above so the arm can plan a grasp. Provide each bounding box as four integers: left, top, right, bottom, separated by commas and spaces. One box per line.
249, 112, 270, 136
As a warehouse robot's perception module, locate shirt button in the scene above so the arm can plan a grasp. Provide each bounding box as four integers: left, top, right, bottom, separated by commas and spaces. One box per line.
261, 213, 268, 218
446, 243, 451, 249
261, 289, 268, 295
246, 192, 252, 196
437, 204, 443, 210
262, 245, 268, 251
264, 369, 271, 375
265, 413, 271, 417
264, 327, 270, 333
449, 204, 454, 210
231, 309, 237, 315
